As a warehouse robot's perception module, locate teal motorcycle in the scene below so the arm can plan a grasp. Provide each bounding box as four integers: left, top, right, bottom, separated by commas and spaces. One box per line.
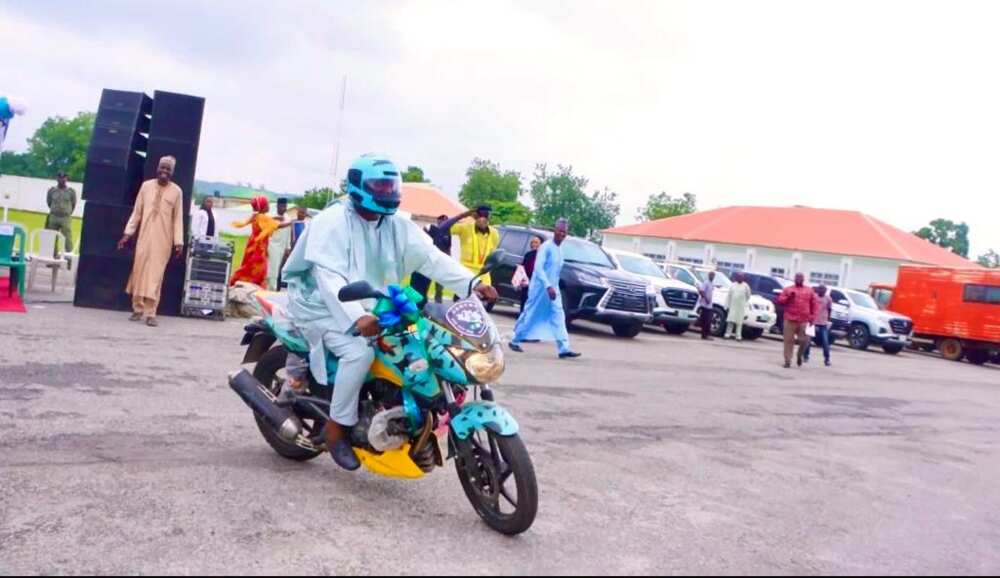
230, 251, 538, 535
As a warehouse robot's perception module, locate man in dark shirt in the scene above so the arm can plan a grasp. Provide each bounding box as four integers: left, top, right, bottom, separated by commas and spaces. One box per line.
426, 214, 453, 255
411, 215, 453, 302
411, 215, 452, 302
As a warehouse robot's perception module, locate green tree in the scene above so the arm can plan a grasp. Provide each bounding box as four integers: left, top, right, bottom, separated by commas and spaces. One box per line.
298, 187, 338, 210
0, 112, 96, 181
637, 192, 697, 221
915, 219, 970, 258
529, 164, 619, 240
460, 158, 522, 207
0, 151, 40, 177
459, 158, 531, 224
402, 166, 428, 183
490, 200, 533, 225
978, 249, 999, 268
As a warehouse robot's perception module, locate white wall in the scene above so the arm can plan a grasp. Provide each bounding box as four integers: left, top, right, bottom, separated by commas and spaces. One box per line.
603, 233, 904, 290
0, 175, 86, 218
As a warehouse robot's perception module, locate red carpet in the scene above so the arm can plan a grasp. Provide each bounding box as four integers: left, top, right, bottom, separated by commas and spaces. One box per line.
0, 277, 27, 314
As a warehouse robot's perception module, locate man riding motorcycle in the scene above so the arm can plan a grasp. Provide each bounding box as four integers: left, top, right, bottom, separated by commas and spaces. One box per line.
281, 154, 498, 471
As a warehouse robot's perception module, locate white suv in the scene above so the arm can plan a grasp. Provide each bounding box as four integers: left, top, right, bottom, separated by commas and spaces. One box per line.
666, 263, 777, 340
606, 249, 701, 335
829, 287, 913, 354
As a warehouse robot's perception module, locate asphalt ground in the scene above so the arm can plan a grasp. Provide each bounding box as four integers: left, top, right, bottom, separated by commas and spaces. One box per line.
1, 301, 999, 575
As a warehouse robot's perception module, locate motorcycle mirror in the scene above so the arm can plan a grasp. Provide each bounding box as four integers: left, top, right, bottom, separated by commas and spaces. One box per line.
338, 281, 382, 303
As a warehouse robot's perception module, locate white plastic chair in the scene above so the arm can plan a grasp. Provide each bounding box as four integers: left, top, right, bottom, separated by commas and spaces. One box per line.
28, 229, 69, 292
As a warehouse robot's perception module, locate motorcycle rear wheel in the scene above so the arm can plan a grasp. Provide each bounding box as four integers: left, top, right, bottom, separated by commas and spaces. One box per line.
253, 346, 323, 462
454, 431, 538, 536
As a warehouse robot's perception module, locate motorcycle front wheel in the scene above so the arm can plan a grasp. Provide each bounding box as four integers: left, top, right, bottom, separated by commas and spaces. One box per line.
454, 430, 538, 536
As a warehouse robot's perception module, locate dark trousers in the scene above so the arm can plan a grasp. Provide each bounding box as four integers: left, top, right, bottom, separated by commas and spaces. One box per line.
699, 306, 713, 338
804, 324, 831, 362
410, 272, 431, 301
519, 286, 529, 314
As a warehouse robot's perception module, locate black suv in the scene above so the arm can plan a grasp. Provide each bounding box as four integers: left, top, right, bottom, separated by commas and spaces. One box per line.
741, 272, 789, 332
493, 225, 654, 338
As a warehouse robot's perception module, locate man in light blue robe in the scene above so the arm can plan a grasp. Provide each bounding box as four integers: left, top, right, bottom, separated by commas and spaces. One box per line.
509, 219, 581, 359
281, 155, 498, 471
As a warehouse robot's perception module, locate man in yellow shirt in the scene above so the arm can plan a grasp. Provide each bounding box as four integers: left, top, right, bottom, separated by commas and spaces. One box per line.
440, 204, 500, 286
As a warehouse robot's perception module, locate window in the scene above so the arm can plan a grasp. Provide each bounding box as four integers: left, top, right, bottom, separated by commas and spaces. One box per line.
562, 238, 615, 269
809, 272, 840, 286
831, 290, 850, 307
677, 256, 704, 265
770, 267, 786, 278
872, 288, 894, 310
644, 253, 667, 264
847, 290, 879, 310
499, 230, 530, 257
964, 284, 1000, 305
758, 276, 783, 296
618, 254, 667, 279
668, 266, 699, 288
716, 260, 745, 273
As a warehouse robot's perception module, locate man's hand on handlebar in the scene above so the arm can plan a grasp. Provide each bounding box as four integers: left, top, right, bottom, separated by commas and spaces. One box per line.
356, 314, 381, 338
475, 284, 499, 303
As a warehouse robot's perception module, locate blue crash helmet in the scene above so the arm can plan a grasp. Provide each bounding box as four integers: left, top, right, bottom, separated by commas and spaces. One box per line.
346, 154, 403, 216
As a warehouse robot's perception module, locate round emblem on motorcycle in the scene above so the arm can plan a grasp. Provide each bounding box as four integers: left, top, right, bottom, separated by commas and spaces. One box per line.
446, 300, 489, 339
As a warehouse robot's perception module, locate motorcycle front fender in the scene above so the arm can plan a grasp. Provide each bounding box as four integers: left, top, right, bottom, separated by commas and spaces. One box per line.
450, 401, 519, 440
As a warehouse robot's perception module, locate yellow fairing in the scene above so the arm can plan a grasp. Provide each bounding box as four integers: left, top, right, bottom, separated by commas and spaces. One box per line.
369, 358, 403, 386
354, 444, 426, 479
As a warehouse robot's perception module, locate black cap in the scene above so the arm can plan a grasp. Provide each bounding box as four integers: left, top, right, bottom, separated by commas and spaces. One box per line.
277, 197, 289, 204
476, 204, 493, 214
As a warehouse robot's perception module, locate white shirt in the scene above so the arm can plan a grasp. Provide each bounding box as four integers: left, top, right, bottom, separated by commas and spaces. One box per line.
191, 208, 218, 240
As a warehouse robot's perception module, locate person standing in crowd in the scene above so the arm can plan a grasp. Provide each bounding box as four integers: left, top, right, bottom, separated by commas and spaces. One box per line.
509, 219, 580, 359
804, 284, 834, 366
515, 236, 543, 314
45, 171, 77, 253
777, 273, 820, 368
290, 206, 310, 249
267, 198, 293, 291
412, 214, 453, 302
725, 272, 752, 341
229, 196, 290, 287
191, 197, 218, 241
698, 271, 717, 340
116, 156, 185, 327
426, 214, 453, 302
440, 205, 500, 287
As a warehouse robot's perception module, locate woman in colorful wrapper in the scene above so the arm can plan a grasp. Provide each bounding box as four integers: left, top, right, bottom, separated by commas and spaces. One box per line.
229, 196, 291, 287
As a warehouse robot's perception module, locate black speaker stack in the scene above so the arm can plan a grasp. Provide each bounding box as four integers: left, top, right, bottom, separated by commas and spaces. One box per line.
74, 89, 205, 316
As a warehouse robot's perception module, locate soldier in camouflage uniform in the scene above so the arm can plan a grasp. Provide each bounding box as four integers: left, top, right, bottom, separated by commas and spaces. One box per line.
46, 172, 77, 253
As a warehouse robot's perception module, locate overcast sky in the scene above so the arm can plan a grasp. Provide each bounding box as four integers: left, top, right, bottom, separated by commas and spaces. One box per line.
2, 0, 998, 256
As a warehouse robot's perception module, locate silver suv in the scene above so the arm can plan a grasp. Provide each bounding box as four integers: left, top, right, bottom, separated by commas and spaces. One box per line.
830, 287, 913, 354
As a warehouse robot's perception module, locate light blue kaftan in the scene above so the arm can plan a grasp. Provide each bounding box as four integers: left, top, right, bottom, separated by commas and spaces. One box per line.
511, 240, 571, 354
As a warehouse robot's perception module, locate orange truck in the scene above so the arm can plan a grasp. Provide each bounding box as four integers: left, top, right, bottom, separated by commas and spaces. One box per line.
870, 266, 1000, 365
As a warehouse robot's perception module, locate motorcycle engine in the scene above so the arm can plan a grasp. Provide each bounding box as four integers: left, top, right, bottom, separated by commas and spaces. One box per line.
351, 401, 409, 452
367, 407, 409, 452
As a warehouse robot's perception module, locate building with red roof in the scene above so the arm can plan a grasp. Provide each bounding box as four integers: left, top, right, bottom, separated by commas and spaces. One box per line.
603, 206, 977, 290
398, 183, 466, 227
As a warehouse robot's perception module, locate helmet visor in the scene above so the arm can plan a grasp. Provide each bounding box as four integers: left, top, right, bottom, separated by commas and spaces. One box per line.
363, 177, 401, 209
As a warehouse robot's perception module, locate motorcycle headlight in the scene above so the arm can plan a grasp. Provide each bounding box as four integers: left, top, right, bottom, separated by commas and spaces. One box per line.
464, 344, 506, 384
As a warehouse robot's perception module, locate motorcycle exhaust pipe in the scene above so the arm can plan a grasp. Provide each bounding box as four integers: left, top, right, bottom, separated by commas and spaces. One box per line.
228, 370, 303, 442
